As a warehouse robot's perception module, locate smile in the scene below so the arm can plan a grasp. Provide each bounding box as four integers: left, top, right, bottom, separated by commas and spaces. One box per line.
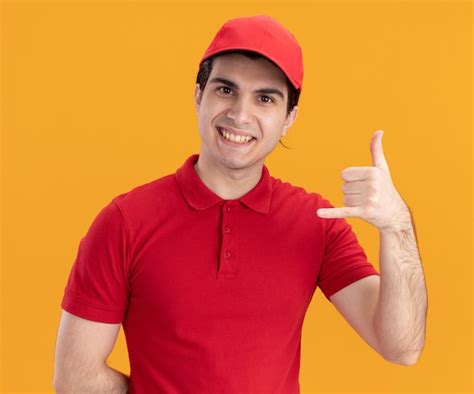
217, 126, 256, 146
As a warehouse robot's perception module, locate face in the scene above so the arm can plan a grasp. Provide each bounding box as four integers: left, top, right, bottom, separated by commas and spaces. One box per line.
193, 53, 298, 171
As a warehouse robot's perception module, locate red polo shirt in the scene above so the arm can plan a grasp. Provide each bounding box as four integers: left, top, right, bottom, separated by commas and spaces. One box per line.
61, 153, 380, 393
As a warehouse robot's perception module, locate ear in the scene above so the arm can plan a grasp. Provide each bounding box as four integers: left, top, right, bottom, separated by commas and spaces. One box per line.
194, 83, 202, 114
281, 105, 298, 137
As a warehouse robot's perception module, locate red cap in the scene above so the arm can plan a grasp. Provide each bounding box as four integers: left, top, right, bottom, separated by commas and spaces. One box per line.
199, 15, 304, 92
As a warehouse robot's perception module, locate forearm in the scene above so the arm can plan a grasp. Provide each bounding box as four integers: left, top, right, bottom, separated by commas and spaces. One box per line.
373, 207, 428, 365
55, 363, 130, 393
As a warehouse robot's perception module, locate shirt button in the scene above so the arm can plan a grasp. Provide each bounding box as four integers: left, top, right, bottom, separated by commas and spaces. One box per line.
225, 206, 231, 212
224, 226, 231, 233
225, 251, 231, 259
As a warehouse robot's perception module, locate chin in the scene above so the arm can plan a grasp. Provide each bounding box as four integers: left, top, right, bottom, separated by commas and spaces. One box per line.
218, 156, 246, 169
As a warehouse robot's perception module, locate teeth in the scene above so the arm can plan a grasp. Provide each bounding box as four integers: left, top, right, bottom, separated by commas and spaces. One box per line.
219, 127, 253, 144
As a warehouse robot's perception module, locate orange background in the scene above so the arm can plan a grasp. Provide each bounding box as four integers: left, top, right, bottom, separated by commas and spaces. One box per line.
1, 1, 472, 393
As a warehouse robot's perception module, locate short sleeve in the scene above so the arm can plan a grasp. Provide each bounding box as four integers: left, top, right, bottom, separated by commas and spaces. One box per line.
316, 197, 380, 302
61, 200, 130, 323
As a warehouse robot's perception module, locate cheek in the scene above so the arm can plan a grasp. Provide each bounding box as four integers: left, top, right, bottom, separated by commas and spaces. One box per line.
263, 118, 286, 138
200, 101, 221, 123
198, 114, 217, 141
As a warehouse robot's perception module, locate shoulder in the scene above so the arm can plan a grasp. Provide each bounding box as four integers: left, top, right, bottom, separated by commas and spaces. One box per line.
270, 175, 333, 211
269, 176, 338, 236
109, 171, 178, 219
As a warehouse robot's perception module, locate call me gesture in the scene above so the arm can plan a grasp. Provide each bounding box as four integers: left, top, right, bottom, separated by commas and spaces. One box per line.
316, 130, 428, 365
316, 130, 411, 231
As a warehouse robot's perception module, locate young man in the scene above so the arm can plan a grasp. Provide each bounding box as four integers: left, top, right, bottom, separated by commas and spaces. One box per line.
54, 15, 427, 394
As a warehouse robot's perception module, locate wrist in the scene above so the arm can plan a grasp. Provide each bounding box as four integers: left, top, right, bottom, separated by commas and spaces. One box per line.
379, 207, 412, 234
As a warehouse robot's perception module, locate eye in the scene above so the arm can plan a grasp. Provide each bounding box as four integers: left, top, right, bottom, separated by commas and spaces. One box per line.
217, 86, 233, 95
260, 95, 274, 104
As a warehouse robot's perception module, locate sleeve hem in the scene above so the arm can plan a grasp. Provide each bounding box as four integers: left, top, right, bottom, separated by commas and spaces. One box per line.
319, 265, 380, 302
61, 292, 125, 324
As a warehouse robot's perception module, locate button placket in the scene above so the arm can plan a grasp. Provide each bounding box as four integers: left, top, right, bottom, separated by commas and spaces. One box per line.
218, 201, 239, 279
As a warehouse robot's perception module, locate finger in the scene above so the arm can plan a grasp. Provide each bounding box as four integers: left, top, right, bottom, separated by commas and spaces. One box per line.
316, 206, 360, 219
342, 180, 366, 194
341, 167, 376, 182
343, 194, 364, 207
370, 130, 390, 173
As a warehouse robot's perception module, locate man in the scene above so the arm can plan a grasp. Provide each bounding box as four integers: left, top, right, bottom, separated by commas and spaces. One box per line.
53, 15, 428, 393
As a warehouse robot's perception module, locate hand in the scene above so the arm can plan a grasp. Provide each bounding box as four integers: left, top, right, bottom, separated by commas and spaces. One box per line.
316, 130, 410, 231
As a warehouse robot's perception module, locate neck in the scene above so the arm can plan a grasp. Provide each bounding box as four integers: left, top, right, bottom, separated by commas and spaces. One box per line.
193, 153, 263, 200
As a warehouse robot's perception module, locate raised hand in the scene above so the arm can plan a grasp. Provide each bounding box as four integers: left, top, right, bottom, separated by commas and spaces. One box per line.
316, 130, 410, 231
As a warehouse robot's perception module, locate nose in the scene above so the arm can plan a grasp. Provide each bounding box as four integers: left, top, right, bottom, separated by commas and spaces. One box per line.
226, 96, 253, 126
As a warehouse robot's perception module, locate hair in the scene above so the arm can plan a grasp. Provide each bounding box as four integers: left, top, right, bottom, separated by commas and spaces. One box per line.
195, 49, 300, 149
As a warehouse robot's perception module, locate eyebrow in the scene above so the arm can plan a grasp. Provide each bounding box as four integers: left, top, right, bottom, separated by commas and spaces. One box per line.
208, 77, 285, 100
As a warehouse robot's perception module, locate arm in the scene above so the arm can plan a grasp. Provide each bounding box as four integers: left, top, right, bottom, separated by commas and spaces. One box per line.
373, 206, 428, 365
55, 364, 129, 393
53, 310, 130, 393
329, 207, 427, 366
320, 130, 427, 366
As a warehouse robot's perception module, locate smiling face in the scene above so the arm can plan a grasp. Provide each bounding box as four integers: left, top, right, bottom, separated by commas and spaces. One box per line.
193, 53, 298, 172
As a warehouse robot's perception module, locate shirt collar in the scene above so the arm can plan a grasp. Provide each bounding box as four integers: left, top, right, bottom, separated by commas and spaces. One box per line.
175, 153, 273, 214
